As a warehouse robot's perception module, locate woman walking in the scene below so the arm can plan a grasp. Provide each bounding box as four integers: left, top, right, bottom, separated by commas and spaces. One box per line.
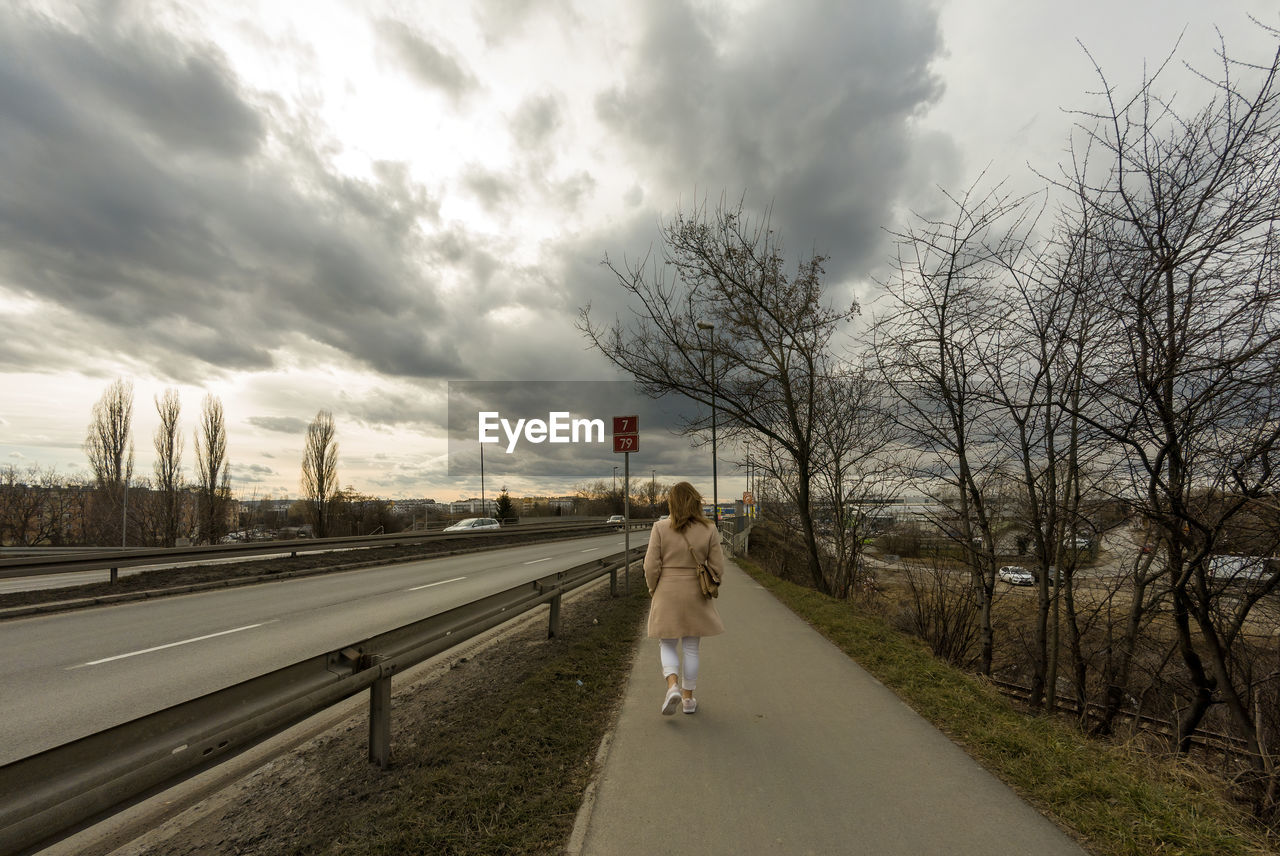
644, 481, 725, 715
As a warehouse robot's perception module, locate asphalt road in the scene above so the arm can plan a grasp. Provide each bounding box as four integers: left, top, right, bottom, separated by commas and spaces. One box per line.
0, 532, 634, 765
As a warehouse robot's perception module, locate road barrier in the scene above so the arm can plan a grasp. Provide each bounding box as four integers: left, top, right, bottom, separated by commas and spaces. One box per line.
0, 546, 645, 855
0, 520, 651, 583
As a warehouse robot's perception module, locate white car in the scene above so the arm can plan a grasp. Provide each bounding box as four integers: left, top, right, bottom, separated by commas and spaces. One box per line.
607, 514, 625, 524
443, 517, 501, 532
998, 566, 1034, 586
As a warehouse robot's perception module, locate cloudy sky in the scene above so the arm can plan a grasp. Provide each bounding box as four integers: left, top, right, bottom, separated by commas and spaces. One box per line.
1, 0, 1276, 502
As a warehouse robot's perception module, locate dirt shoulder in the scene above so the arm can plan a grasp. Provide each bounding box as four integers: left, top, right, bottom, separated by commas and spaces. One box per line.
82, 581, 649, 856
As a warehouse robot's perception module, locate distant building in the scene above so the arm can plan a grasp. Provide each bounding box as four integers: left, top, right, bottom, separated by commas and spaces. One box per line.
548, 496, 578, 513
451, 498, 498, 515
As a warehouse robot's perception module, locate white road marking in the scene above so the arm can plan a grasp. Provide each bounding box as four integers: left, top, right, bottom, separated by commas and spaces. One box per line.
580, 547, 599, 553
75, 624, 266, 668
523, 557, 553, 565
407, 576, 467, 591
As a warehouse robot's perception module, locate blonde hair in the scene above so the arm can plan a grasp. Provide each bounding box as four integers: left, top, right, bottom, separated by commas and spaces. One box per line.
667, 481, 709, 532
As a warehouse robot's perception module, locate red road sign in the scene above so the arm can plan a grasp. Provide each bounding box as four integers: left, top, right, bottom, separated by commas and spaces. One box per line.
613, 415, 638, 454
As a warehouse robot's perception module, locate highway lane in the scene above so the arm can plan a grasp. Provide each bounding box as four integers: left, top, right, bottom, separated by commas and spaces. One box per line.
0, 532, 639, 765
0, 552, 299, 595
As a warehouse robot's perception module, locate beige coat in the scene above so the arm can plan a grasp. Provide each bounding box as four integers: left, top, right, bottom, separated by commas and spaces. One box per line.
644, 518, 725, 639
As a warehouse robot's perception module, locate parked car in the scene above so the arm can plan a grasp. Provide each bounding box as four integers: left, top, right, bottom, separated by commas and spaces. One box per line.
443, 517, 501, 532
998, 566, 1034, 586
1032, 566, 1059, 586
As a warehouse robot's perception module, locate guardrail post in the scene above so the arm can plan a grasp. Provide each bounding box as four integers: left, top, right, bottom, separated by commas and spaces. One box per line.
369, 672, 392, 769
609, 567, 617, 596
110, 567, 118, 584
548, 592, 562, 638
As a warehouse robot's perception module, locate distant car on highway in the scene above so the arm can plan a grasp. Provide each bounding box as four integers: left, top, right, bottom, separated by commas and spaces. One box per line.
443, 517, 501, 532
998, 566, 1034, 586
607, 514, 625, 525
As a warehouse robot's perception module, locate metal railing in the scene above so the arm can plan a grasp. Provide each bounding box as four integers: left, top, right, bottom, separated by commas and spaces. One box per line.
0, 546, 644, 855
0, 520, 652, 583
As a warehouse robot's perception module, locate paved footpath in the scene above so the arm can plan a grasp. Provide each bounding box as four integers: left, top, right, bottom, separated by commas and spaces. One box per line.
570, 560, 1090, 856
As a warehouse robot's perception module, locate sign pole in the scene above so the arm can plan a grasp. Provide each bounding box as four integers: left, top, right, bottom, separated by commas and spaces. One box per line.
613, 415, 639, 596
624, 452, 631, 593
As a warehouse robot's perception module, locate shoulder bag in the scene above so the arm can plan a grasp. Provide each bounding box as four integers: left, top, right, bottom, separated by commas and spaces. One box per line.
679, 526, 721, 599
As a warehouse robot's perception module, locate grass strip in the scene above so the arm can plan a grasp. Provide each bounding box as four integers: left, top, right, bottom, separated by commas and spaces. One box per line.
737, 557, 1277, 856
306, 584, 648, 856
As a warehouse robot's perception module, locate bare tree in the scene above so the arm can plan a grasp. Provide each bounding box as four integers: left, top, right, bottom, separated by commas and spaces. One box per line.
872, 180, 1038, 674
84, 378, 134, 545
1058, 27, 1280, 772
580, 195, 858, 595
301, 410, 338, 538
153, 388, 184, 546
194, 393, 231, 544
48, 471, 94, 546
0, 465, 46, 546
804, 368, 900, 598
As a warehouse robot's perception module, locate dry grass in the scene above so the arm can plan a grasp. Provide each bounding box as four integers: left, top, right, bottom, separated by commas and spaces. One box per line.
129, 583, 650, 856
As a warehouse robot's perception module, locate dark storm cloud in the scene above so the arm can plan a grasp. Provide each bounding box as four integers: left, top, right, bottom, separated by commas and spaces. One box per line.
0, 7, 264, 160
338, 386, 443, 431
376, 20, 478, 102
593, 0, 950, 284
0, 5, 463, 382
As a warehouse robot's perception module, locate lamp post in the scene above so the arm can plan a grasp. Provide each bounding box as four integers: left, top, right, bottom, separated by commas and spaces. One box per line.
121, 476, 129, 548
696, 321, 719, 527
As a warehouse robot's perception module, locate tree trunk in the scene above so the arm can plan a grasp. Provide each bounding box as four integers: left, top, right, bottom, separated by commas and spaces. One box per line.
1172, 590, 1217, 752
795, 472, 829, 595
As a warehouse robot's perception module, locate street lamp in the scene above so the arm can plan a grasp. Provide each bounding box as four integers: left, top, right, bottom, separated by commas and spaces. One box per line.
696, 321, 719, 527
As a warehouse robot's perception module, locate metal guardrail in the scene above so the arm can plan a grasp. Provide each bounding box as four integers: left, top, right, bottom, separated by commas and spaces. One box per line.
0, 546, 645, 855
0, 520, 652, 582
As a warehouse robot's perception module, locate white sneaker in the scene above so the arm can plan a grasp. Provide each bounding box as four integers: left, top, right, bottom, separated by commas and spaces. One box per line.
661, 685, 682, 715
682, 697, 697, 714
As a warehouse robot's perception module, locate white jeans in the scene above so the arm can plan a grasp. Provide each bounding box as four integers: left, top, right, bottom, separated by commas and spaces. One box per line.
659, 637, 700, 690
